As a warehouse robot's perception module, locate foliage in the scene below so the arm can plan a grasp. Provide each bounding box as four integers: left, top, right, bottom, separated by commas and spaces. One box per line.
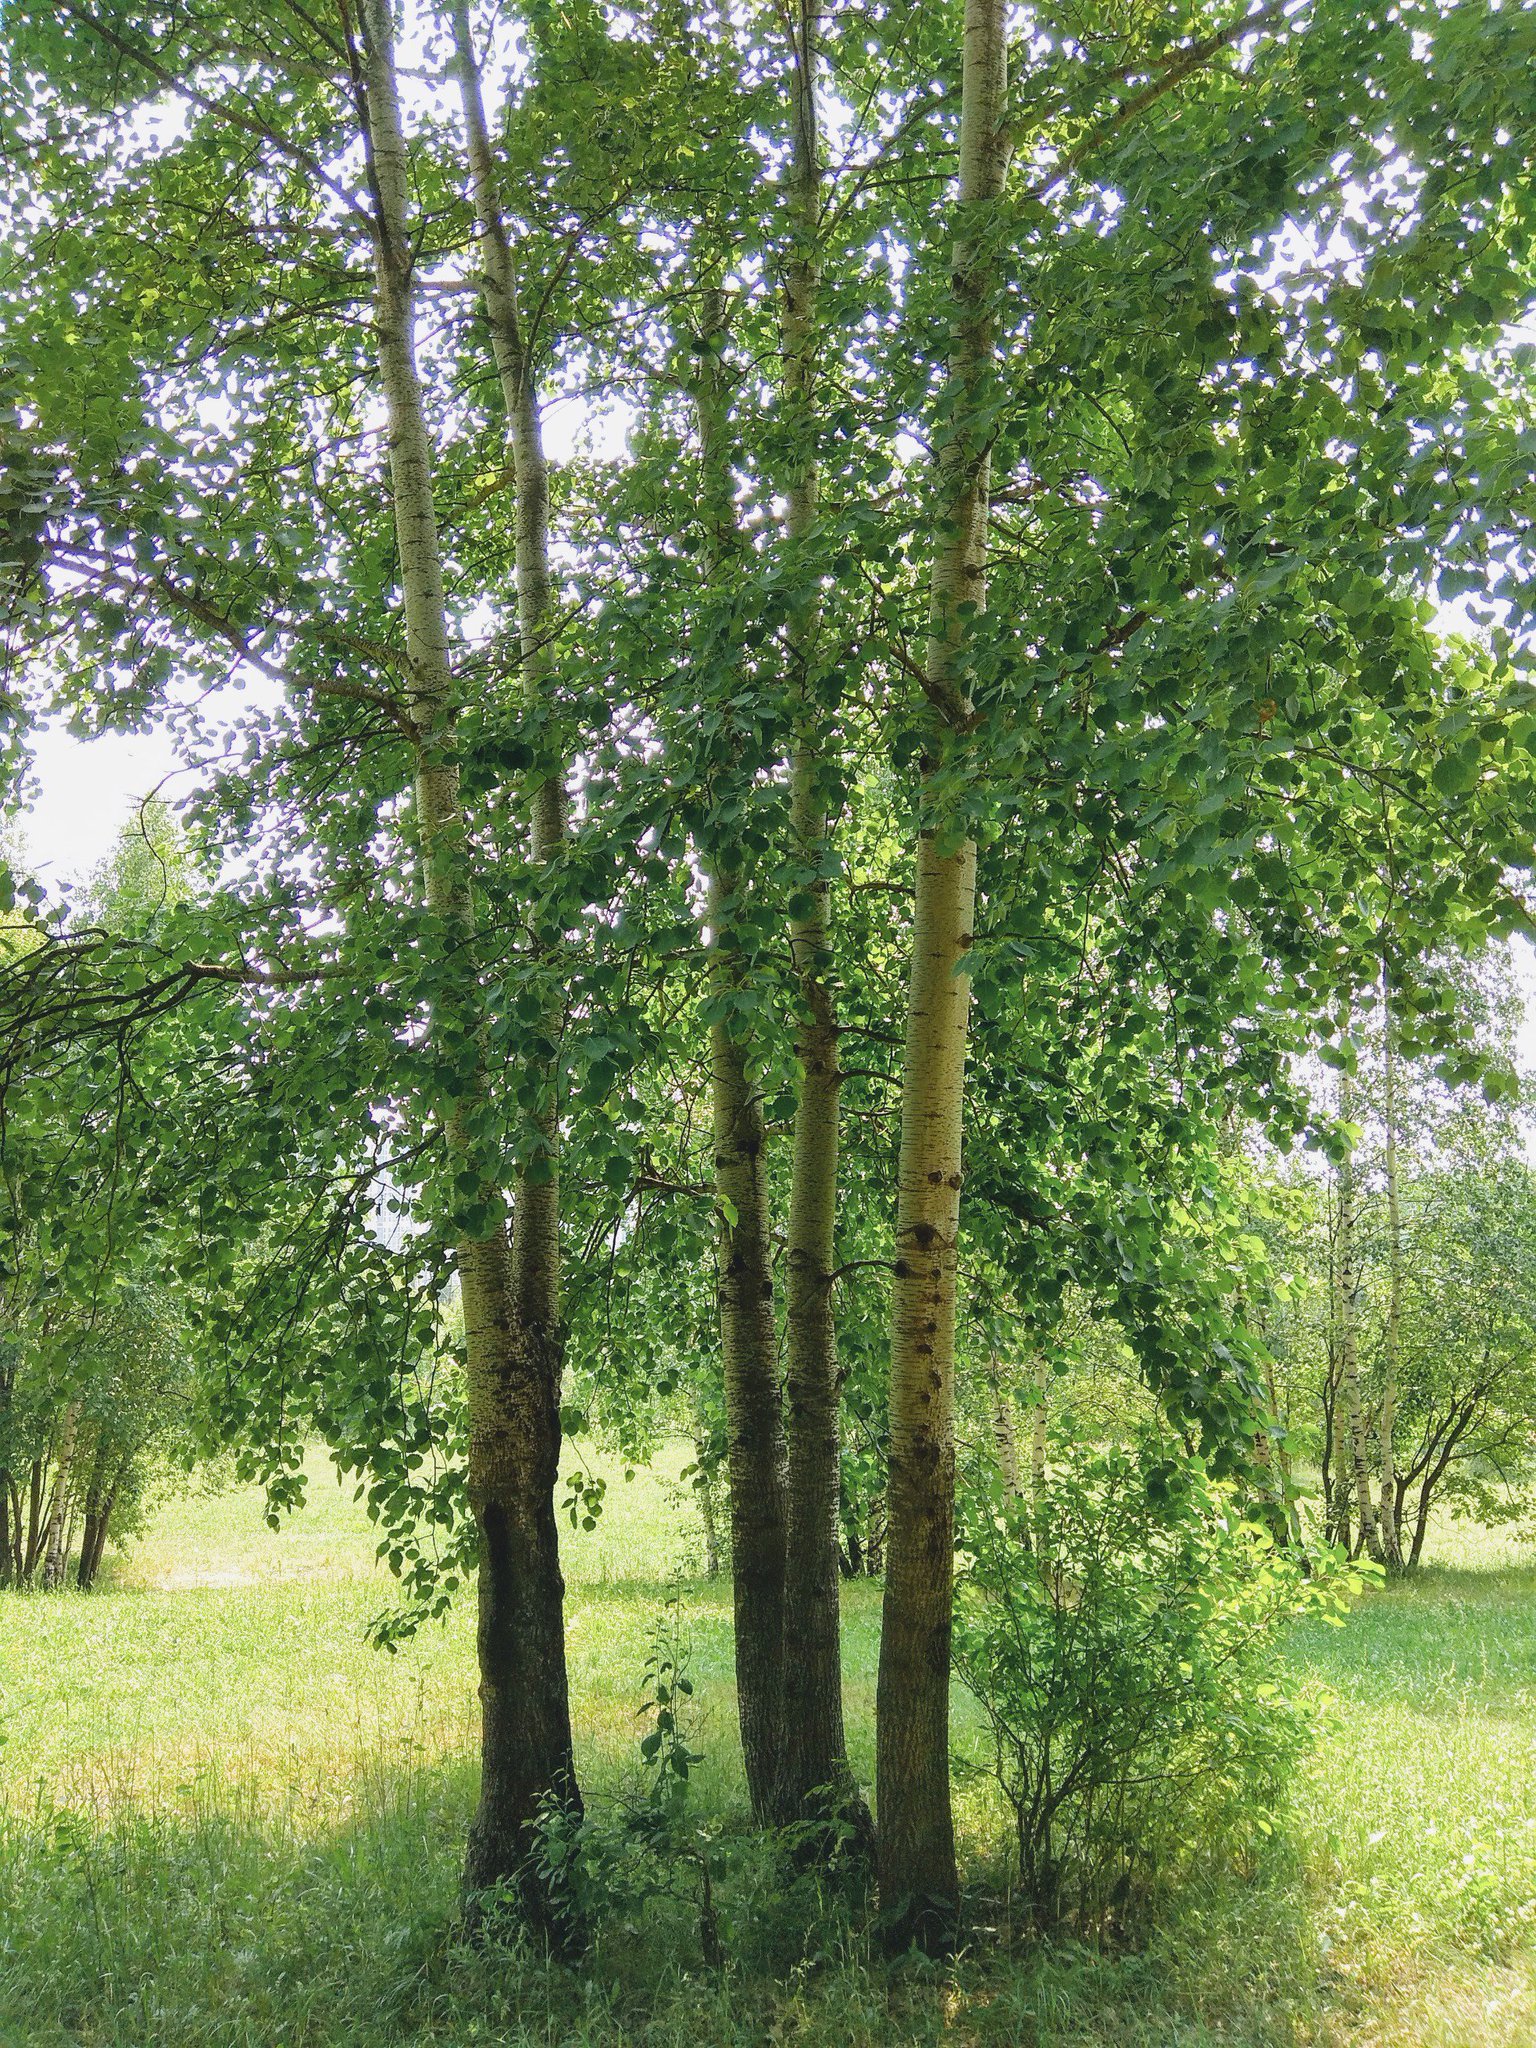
954, 1439, 1363, 1935
1, 0, 1536, 1956
1260, 1000, 1536, 1565
529, 1589, 726, 1967
0, 812, 210, 1587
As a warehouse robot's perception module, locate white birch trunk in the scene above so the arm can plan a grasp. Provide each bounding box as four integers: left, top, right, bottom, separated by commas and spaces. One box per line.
358, 0, 579, 1939
875, 0, 1009, 1945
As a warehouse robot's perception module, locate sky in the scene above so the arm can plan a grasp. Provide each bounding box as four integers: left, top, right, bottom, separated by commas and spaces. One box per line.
22, 721, 186, 889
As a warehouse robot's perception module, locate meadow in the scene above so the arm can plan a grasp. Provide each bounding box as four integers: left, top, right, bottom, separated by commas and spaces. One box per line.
2, 1451, 1535, 2047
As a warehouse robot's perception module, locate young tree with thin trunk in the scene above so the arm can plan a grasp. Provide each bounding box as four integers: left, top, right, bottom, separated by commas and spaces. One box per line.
776, 0, 865, 1842
875, 0, 1008, 1947
690, 284, 793, 1827
39, 1399, 79, 1590
1378, 962, 1404, 1571
1334, 1068, 1383, 1565
355, 0, 580, 1932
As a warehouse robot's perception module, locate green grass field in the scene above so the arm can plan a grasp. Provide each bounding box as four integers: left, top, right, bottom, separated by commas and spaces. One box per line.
3, 1451, 1535, 2046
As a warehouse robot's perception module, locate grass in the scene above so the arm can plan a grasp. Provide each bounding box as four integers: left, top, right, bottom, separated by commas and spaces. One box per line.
2, 1456, 1535, 2046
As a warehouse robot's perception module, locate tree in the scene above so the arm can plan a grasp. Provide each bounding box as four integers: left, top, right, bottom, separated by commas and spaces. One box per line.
874, 0, 1006, 1946
2, 0, 1535, 1957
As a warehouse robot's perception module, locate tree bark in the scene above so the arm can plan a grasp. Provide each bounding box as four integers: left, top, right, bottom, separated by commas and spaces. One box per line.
686, 282, 793, 1828
777, 0, 865, 1843
1336, 1070, 1382, 1564
875, 0, 1007, 1949
41, 1401, 80, 1590
1321, 1314, 1348, 1549
1378, 963, 1404, 1570
876, 832, 977, 1938
0, 1355, 12, 1588
708, 872, 791, 1826
76, 1439, 112, 1590
357, 0, 579, 1941
689, 1394, 725, 1579
25, 1454, 44, 1579
991, 1365, 1022, 1498
446, 0, 580, 1912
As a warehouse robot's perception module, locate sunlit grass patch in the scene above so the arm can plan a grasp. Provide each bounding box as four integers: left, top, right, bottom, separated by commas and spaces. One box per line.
2, 1453, 1536, 2044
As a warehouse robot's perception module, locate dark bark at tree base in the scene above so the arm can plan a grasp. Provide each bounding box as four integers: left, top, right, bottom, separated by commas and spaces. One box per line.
462, 1313, 584, 1951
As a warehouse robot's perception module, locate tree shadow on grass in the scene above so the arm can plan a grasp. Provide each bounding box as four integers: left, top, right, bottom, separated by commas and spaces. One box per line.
0, 1746, 1335, 2048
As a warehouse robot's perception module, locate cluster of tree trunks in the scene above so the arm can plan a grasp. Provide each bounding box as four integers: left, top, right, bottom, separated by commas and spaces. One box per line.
362, 0, 998, 1942
0, 1406, 131, 1590
18, 0, 1497, 1968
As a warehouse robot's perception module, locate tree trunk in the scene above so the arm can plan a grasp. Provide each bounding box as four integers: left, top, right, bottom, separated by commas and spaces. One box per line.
8, 1475, 20, 1582
777, 1, 864, 1843
708, 873, 791, 1826
864, 1489, 886, 1577
41, 1401, 81, 1590
447, 0, 581, 1916
1029, 1355, 1049, 1509
1378, 964, 1404, 1570
357, 0, 579, 1942
25, 1454, 44, 1579
78, 1510, 103, 1589
991, 1367, 1022, 1497
76, 1439, 112, 1590
62, 1491, 79, 1581
1336, 1071, 1382, 1564
875, 0, 1007, 1949
875, 833, 977, 1938
0, 1358, 12, 1589
1321, 1319, 1349, 1549
85, 1459, 131, 1590
698, 1464, 725, 1578
687, 283, 793, 1829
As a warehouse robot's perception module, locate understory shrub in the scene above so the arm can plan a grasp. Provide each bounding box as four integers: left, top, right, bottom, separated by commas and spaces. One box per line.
954, 1437, 1365, 1936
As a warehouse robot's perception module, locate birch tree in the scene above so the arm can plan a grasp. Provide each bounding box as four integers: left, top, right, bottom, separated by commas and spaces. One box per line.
875, 0, 1007, 1944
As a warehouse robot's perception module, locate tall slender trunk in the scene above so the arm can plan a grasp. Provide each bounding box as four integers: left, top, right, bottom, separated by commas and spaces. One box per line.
25, 1453, 44, 1578
990, 1364, 1022, 1497
1409, 1469, 1434, 1567
41, 1401, 80, 1590
76, 1439, 112, 1590
1336, 1070, 1382, 1564
357, 0, 578, 1939
688, 285, 792, 1827
688, 1389, 725, 1578
1029, 1355, 1049, 1507
1378, 964, 1404, 1570
0, 1358, 12, 1588
777, 1, 863, 1839
708, 872, 791, 1824
446, 0, 580, 1905
1321, 1277, 1348, 1548
875, 0, 1007, 1948
87, 1453, 133, 1589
